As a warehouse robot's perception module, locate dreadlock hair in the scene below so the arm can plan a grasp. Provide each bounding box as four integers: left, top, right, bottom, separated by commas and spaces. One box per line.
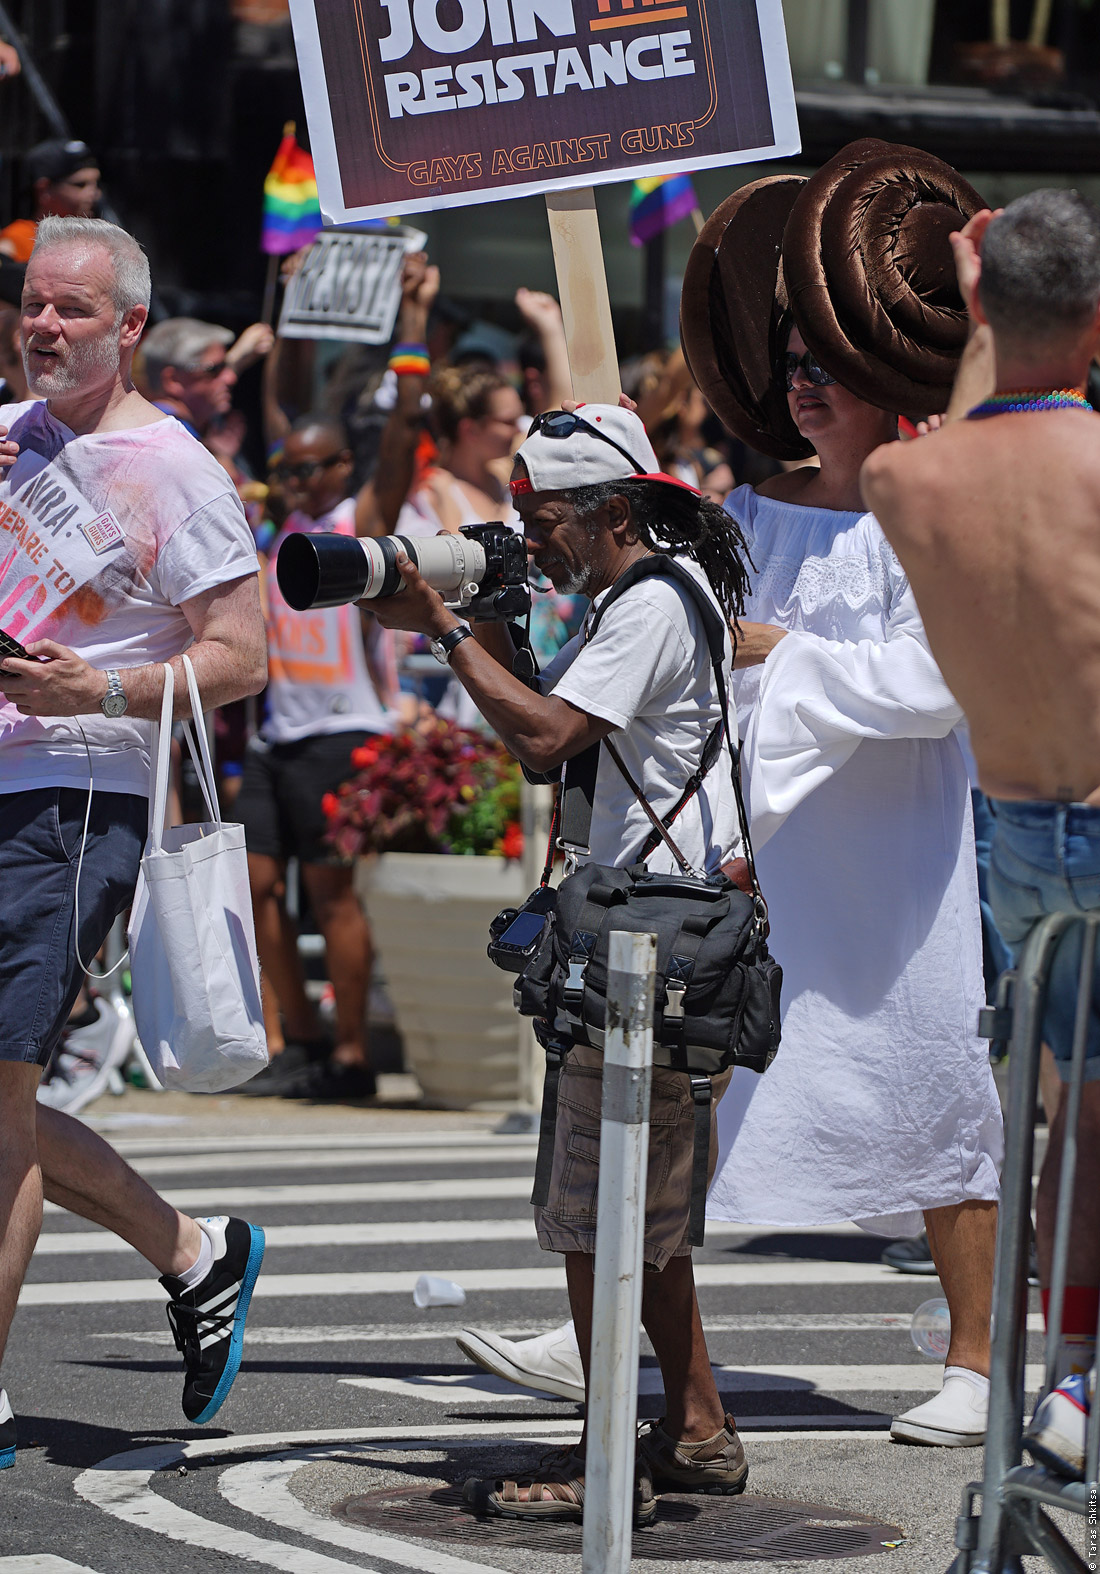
565, 478, 752, 633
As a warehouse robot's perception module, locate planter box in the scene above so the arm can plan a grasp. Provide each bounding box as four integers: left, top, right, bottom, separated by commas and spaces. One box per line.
356, 852, 526, 1109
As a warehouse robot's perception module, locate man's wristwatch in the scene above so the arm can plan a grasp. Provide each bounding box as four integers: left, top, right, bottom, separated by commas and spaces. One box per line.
430, 626, 473, 666
100, 669, 128, 718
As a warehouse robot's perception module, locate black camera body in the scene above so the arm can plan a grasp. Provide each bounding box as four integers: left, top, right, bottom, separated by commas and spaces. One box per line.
459, 523, 532, 621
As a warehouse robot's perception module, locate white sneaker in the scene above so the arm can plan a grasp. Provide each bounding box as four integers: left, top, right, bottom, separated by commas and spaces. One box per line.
1025, 1367, 1094, 1480
891, 1367, 989, 1446
455, 1320, 585, 1402
36, 996, 133, 1114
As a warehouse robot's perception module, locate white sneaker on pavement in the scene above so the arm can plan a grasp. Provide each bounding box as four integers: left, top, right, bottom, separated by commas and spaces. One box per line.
890, 1366, 989, 1446
36, 996, 133, 1114
1024, 1366, 1094, 1480
455, 1320, 585, 1402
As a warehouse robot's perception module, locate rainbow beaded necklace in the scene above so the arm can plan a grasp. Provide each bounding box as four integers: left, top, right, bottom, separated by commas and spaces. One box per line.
968, 388, 1093, 419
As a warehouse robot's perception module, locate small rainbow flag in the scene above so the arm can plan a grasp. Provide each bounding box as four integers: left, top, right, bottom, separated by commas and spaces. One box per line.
262, 124, 323, 255
629, 173, 698, 247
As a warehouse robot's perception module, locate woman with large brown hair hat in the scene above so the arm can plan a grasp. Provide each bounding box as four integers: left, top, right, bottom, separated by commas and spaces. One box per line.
683, 141, 1003, 1449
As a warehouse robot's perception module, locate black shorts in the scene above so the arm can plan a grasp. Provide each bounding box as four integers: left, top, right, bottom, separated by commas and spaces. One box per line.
237, 731, 370, 865
0, 787, 146, 1067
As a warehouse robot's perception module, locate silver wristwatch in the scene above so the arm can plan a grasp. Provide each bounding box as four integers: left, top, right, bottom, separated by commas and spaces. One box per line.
100, 669, 128, 718
430, 626, 473, 666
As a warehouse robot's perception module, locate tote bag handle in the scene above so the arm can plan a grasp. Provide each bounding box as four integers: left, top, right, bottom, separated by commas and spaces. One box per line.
147, 655, 222, 849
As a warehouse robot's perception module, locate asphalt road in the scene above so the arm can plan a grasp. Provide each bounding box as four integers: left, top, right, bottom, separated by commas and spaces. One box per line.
0, 1087, 1065, 1574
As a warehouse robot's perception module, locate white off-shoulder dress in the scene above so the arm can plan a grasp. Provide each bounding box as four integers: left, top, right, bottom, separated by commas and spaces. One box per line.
708, 485, 1003, 1236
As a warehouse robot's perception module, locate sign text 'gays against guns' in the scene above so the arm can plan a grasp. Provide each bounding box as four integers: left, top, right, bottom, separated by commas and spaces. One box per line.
289, 0, 798, 224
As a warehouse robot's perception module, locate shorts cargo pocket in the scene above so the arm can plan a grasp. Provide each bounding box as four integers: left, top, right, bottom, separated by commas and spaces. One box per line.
555, 1124, 601, 1226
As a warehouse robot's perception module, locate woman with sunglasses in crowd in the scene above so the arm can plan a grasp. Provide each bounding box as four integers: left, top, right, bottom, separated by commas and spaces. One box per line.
705, 322, 1003, 1450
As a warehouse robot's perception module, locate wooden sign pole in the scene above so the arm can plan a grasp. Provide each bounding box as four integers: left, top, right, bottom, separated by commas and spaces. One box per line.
544, 187, 622, 405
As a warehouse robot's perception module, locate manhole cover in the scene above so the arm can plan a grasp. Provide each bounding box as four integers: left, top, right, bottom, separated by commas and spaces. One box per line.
334, 1484, 904, 1561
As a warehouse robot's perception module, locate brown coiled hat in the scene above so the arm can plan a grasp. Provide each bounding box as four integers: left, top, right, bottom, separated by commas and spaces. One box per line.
680, 139, 987, 460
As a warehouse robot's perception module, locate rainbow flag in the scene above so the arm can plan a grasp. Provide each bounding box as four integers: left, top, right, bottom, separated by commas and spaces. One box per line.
629, 174, 698, 247
262, 126, 323, 255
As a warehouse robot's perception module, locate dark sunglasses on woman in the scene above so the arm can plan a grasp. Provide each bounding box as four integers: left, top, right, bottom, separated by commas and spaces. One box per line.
782, 350, 838, 392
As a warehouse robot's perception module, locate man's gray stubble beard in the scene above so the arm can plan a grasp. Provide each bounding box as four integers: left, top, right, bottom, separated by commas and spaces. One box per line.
23, 327, 122, 397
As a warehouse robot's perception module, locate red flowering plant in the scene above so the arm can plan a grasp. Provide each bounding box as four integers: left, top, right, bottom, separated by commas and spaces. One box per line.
322, 720, 523, 861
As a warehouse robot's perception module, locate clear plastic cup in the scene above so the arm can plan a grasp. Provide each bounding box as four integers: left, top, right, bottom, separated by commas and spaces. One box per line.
413, 1273, 467, 1309
910, 1296, 951, 1359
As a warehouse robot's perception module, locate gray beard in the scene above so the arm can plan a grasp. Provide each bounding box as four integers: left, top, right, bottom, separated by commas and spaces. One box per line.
23, 331, 121, 397
555, 561, 599, 596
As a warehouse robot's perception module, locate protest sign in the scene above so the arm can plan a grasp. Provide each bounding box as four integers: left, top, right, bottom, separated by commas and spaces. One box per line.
277, 224, 429, 343
289, 0, 798, 225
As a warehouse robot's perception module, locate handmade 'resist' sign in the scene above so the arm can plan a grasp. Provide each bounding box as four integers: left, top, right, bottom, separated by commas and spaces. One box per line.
277, 224, 428, 342
288, 0, 798, 223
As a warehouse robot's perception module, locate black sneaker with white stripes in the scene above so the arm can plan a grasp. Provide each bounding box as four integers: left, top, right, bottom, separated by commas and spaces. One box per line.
160, 1216, 265, 1424
0, 1390, 14, 1469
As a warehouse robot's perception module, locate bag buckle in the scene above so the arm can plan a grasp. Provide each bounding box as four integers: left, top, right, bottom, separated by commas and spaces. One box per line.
563, 930, 596, 1006
665, 979, 687, 1020
564, 959, 589, 1006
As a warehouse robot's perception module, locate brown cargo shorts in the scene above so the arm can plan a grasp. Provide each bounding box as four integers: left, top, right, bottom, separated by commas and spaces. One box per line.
534, 1045, 731, 1272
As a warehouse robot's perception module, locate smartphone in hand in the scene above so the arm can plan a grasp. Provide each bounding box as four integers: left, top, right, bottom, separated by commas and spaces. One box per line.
0, 628, 30, 664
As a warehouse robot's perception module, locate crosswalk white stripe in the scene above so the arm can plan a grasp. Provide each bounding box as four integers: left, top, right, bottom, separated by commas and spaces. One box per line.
19, 1259, 925, 1307
100, 1311, 1047, 1347
40, 1173, 881, 1220
103, 1130, 537, 1157
128, 1144, 541, 1178
41, 1176, 534, 1214
338, 1363, 1046, 1403
34, 1216, 863, 1254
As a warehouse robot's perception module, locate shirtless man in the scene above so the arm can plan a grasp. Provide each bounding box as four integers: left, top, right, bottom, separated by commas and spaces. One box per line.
862, 188, 1100, 1479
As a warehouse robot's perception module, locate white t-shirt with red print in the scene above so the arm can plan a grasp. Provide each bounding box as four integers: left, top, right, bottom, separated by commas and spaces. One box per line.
0, 401, 259, 796
263, 498, 398, 744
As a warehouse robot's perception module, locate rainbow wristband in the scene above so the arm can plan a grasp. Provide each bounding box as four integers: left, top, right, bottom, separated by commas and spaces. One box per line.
389, 342, 431, 377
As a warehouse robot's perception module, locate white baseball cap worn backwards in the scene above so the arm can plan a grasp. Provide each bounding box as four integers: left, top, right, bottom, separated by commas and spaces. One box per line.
512, 404, 702, 499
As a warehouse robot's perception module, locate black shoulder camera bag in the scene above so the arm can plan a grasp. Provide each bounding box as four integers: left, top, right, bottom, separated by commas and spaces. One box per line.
487, 557, 782, 1245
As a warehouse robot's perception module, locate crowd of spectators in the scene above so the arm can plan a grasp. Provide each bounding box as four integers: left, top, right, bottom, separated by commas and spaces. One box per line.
3, 136, 773, 1108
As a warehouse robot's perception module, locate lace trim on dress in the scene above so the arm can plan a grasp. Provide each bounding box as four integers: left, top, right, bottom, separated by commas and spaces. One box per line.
752, 550, 893, 615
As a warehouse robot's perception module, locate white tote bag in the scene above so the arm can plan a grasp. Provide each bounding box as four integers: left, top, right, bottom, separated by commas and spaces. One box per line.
128, 656, 269, 1092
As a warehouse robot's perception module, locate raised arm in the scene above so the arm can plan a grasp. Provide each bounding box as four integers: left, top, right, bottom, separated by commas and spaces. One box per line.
943, 209, 1000, 422
355, 251, 440, 537
261, 333, 317, 454
515, 288, 574, 413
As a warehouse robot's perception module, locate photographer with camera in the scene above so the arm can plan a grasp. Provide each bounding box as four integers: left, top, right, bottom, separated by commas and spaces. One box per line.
363, 405, 753, 1524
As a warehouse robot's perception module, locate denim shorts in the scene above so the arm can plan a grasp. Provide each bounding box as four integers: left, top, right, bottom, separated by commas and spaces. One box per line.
0, 787, 146, 1068
988, 798, 1100, 1080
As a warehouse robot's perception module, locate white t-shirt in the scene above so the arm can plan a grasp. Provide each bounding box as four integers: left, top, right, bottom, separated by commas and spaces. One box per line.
263, 498, 397, 743
0, 401, 259, 795
540, 557, 739, 874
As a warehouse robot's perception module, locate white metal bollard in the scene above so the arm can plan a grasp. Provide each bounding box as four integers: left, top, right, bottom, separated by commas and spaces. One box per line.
582, 929, 657, 1574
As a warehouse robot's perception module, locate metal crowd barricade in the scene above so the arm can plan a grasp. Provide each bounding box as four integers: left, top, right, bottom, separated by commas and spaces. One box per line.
952, 911, 1100, 1574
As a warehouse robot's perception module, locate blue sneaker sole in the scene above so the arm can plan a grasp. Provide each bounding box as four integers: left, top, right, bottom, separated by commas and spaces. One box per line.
0, 1446, 14, 1470
191, 1224, 265, 1425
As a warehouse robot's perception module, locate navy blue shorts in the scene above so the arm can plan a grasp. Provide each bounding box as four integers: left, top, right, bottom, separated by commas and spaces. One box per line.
0, 787, 146, 1068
